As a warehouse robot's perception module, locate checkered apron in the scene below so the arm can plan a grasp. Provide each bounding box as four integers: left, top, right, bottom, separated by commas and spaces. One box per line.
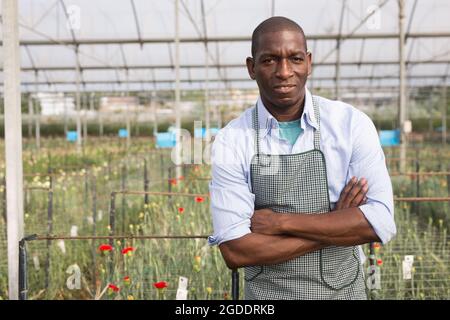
245, 96, 367, 300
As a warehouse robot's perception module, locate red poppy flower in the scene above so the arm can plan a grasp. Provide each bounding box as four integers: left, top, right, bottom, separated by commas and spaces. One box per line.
195, 197, 204, 203
178, 207, 185, 214
178, 176, 184, 181
153, 281, 168, 289
108, 284, 120, 292
373, 243, 381, 249
99, 244, 113, 252
121, 247, 135, 255
170, 178, 177, 186
124, 276, 130, 283
376, 259, 383, 266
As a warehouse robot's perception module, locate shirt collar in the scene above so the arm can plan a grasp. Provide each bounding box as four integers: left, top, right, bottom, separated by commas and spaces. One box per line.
255, 86, 319, 138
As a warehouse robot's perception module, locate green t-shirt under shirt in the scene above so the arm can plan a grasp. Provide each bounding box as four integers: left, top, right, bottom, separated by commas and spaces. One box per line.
278, 119, 304, 145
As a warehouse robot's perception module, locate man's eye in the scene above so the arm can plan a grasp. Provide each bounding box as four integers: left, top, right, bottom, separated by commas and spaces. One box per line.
291, 57, 303, 62
263, 58, 275, 64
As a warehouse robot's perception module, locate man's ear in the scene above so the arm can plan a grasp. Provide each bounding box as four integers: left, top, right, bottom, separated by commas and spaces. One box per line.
307, 51, 313, 77
246, 57, 256, 80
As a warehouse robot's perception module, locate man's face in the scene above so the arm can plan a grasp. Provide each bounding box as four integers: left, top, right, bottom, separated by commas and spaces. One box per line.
246, 29, 312, 110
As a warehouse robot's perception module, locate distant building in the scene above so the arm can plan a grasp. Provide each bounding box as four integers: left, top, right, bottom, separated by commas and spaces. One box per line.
37, 92, 75, 116
99, 96, 139, 113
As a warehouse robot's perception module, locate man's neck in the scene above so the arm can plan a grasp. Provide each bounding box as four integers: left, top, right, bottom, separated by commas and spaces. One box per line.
261, 95, 306, 122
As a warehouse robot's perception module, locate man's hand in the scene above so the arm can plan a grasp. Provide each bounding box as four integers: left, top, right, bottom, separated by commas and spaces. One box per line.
251, 208, 282, 235
334, 177, 368, 210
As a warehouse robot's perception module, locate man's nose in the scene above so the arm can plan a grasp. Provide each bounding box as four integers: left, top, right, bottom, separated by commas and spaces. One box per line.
275, 59, 294, 79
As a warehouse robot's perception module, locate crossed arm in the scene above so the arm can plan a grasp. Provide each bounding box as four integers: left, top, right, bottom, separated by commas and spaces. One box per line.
219, 177, 380, 269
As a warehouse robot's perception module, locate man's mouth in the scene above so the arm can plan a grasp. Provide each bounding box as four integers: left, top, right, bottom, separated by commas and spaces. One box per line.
273, 84, 296, 94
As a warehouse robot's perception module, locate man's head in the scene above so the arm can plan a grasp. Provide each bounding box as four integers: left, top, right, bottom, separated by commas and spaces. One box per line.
247, 17, 312, 112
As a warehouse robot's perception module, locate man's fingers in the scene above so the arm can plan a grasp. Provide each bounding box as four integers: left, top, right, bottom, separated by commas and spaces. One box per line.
342, 178, 367, 208
349, 180, 369, 207
336, 176, 357, 210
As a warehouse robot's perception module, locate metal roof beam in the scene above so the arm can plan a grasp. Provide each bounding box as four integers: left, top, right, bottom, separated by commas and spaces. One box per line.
9, 32, 450, 46
130, 0, 143, 48
15, 74, 450, 87
8, 59, 450, 72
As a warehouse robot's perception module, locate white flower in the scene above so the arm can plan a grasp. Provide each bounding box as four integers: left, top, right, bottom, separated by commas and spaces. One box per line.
57, 240, 66, 254
70, 225, 78, 237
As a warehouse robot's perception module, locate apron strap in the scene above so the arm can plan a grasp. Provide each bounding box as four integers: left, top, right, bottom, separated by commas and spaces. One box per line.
252, 105, 261, 155
312, 95, 321, 151
252, 96, 322, 153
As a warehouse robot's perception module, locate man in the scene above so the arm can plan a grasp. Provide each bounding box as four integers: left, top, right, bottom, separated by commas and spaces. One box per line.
208, 17, 396, 300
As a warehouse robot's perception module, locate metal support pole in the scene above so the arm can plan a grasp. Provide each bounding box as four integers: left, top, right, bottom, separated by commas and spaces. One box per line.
98, 94, 104, 137
201, 0, 210, 142
91, 176, 97, 289
174, 0, 182, 178
1, 177, 7, 227
3, 0, 24, 300
63, 93, 68, 136
151, 92, 158, 138
83, 94, 88, 146
45, 168, 54, 290
34, 72, 40, 150
335, 1, 346, 101
415, 159, 420, 213
442, 85, 447, 145
126, 78, 131, 150
231, 269, 239, 300
27, 94, 33, 139
108, 192, 116, 276
144, 159, 149, 205
75, 47, 82, 153
367, 242, 379, 299
399, 0, 407, 172
121, 165, 127, 235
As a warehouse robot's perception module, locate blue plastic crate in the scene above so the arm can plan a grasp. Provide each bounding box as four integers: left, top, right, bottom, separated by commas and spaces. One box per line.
156, 132, 176, 148
209, 127, 219, 136
118, 129, 128, 138
194, 127, 220, 138
66, 131, 78, 142
379, 130, 400, 146
194, 128, 206, 138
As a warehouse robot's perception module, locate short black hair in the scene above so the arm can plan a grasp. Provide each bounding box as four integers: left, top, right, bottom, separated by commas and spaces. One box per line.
251, 16, 307, 57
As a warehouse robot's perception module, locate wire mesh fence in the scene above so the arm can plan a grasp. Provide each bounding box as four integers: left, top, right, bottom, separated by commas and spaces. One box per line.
1, 143, 450, 299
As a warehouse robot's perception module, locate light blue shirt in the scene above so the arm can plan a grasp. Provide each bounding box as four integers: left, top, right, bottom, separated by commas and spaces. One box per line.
208, 87, 396, 263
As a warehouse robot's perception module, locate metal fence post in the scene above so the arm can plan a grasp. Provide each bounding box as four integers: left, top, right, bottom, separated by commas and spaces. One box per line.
18, 238, 28, 300
416, 160, 420, 214
91, 176, 97, 289
109, 192, 116, 277
121, 165, 127, 235
45, 168, 53, 291
231, 269, 239, 300
144, 158, 149, 205
19, 234, 37, 300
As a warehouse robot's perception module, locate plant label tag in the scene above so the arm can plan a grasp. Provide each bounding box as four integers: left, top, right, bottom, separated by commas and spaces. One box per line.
178, 276, 188, 290
403, 260, 413, 280
57, 239, 66, 254
176, 288, 188, 300
70, 225, 78, 237
33, 254, 40, 270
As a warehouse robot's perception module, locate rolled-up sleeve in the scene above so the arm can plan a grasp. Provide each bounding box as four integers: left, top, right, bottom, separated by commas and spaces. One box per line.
208, 129, 255, 246
348, 112, 397, 244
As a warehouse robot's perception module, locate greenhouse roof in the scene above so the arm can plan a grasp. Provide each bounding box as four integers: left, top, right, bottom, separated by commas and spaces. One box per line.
1, 0, 450, 93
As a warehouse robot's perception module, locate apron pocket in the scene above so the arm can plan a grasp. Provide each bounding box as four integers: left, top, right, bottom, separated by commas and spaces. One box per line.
319, 246, 361, 290
244, 266, 263, 281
